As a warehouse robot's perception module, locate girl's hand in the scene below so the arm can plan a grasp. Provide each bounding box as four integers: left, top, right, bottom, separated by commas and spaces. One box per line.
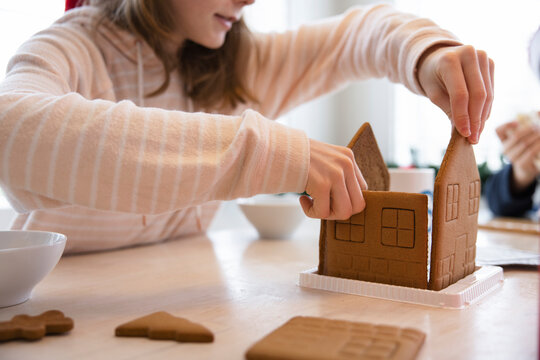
417, 45, 494, 144
300, 139, 367, 220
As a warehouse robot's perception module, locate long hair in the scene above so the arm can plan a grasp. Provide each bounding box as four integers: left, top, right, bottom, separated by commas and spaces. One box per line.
86, 0, 256, 109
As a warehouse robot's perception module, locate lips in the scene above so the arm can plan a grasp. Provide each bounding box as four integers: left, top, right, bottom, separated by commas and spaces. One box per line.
215, 14, 238, 29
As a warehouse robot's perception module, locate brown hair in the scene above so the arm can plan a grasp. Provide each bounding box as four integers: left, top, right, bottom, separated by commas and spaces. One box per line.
86, 0, 256, 109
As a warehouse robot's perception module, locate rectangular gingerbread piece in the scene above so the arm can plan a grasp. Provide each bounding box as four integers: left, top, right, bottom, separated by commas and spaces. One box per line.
319, 190, 429, 289
245, 316, 425, 360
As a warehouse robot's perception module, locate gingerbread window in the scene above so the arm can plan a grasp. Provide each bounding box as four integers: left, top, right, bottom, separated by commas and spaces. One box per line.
468, 180, 480, 215
335, 212, 365, 243
446, 184, 459, 222
380, 208, 415, 248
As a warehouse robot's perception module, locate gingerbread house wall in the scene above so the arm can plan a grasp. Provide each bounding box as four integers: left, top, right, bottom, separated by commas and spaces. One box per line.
319, 191, 429, 289
429, 129, 480, 291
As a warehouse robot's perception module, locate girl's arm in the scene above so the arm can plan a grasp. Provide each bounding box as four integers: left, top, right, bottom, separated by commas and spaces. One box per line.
0, 23, 309, 215
243, 3, 461, 119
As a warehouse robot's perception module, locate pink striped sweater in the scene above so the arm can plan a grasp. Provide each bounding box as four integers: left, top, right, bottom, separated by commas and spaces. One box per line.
0, 4, 460, 253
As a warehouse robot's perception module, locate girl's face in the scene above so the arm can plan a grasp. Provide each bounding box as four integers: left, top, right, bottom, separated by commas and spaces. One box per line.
170, 0, 255, 49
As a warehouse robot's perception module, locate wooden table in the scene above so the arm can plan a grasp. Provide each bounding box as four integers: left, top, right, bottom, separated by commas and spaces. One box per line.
1, 218, 538, 359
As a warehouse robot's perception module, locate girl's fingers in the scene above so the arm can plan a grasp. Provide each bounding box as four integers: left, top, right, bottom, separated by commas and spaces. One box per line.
459, 47, 486, 144
354, 163, 368, 191
440, 54, 471, 138
346, 165, 366, 215
418, 45, 495, 142
328, 176, 352, 220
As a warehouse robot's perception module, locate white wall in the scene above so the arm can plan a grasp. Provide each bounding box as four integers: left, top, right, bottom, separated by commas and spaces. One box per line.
287, 0, 395, 160
393, 0, 540, 168
0, 192, 15, 229
0, 1, 65, 229
0, 209, 15, 230
246, 0, 396, 160
248, 0, 540, 169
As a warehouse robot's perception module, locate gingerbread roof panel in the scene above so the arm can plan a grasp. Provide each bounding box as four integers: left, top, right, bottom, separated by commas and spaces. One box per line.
348, 123, 389, 191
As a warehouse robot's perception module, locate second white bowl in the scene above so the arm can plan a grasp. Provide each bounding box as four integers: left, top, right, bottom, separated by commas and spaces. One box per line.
237, 194, 305, 239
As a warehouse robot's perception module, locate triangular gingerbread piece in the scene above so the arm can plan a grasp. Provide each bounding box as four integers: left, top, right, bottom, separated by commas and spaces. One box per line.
347, 123, 389, 191
115, 312, 214, 342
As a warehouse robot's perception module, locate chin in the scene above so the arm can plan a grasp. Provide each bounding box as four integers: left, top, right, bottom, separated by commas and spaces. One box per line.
204, 39, 226, 49
204, 43, 224, 49
193, 34, 227, 49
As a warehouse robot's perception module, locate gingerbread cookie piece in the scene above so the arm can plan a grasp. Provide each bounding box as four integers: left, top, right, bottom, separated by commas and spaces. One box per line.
318, 122, 429, 289
115, 312, 214, 343
0, 310, 74, 342
347, 122, 389, 191
429, 128, 480, 290
246, 316, 425, 360
319, 190, 429, 289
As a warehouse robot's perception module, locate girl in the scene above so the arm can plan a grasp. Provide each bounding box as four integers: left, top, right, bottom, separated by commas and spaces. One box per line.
0, 0, 493, 253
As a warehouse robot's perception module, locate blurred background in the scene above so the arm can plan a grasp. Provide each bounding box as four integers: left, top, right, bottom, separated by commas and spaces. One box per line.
0, 0, 539, 228
242, 0, 540, 168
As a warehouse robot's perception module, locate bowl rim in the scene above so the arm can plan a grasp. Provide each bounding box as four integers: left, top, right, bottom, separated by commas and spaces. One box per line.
0, 230, 66, 253
238, 201, 301, 208
237, 194, 301, 206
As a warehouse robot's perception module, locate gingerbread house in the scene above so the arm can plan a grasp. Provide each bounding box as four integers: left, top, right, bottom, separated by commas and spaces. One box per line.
318, 123, 480, 290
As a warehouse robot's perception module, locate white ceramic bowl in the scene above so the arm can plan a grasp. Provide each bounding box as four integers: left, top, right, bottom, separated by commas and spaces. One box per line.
237, 194, 305, 239
0, 231, 66, 307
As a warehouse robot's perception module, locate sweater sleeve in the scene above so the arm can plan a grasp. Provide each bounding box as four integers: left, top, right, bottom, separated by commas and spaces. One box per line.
0, 24, 309, 215
484, 164, 537, 217
243, 3, 462, 119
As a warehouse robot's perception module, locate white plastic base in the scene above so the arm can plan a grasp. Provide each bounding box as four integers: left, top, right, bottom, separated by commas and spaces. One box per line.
298, 266, 504, 309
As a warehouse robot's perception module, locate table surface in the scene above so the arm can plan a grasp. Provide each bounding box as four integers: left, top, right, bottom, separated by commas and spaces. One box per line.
0, 216, 538, 360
